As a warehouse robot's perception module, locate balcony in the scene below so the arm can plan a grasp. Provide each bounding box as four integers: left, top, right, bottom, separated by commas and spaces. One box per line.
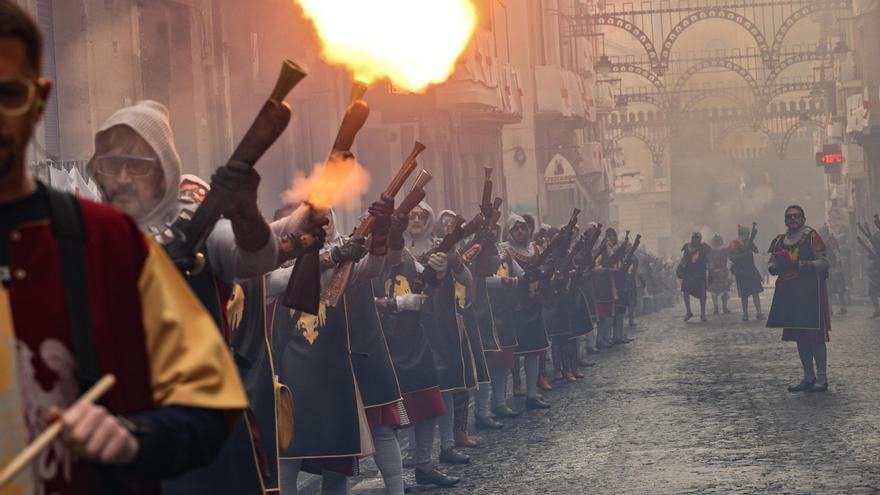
435, 32, 522, 126
534, 66, 590, 122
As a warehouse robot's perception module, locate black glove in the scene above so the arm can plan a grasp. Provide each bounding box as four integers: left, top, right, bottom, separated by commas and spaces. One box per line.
211, 161, 260, 219
369, 197, 394, 237
331, 236, 368, 264
368, 197, 394, 255
389, 212, 409, 251
211, 160, 270, 252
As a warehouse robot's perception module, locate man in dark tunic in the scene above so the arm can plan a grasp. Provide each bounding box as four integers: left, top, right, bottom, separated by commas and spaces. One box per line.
677, 232, 711, 322
500, 214, 551, 410
767, 205, 830, 393
729, 224, 765, 321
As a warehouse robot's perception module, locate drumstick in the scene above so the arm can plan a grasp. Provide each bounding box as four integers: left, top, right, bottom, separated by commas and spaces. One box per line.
0, 374, 116, 488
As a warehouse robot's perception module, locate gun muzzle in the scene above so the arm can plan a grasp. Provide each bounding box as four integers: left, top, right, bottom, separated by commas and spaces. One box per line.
269, 60, 308, 103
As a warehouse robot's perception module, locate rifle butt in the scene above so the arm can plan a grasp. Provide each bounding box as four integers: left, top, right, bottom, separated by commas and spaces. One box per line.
283, 251, 323, 314
321, 261, 354, 307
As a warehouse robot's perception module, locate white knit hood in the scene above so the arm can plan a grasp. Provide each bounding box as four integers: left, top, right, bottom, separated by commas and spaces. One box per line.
403, 200, 436, 256
93, 100, 183, 233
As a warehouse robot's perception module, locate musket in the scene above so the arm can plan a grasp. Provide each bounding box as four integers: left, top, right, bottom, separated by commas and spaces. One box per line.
320, 141, 427, 307
623, 234, 642, 270
165, 60, 307, 273
577, 222, 603, 278
544, 209, 581, 258
603, 233, 630, 269
395, 170, 433, 216
857, 235, 877, 258
857, 222, 880, 255
747, 222, 758, 252
415, 215, 468, 290
480, 167, 494, 218
283, 81, 371, 314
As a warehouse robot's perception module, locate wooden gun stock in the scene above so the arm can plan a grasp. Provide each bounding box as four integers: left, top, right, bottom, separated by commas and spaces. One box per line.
167, 60, 306, 272
282, 83, 370, 313
321, 142, 427, 307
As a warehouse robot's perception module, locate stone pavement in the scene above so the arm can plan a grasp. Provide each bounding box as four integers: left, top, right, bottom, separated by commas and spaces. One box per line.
310, 292, 880, 494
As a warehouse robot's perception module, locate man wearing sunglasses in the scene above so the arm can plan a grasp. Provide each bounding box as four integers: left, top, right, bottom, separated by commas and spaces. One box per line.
767, 205, 831, 393
0, 3, 248, 494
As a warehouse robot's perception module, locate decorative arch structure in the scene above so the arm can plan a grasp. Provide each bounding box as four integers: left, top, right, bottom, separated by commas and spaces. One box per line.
681, 90, 751, 113
672, 59, 761, 102
715, 121, 777, 153
610, 63, 665, 92
611, 130, 667, 167
660, 9, 771, 70
594, 15, 661, 71
765, 51, 828, 85
777, 119, 824, 159
763, 81, 818, 102
770, 0, 851, 59
621, 93, 668, 112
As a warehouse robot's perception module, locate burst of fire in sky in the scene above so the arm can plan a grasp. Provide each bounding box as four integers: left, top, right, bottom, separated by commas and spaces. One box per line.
295, 0, 478, 92
286, 153, 372, 211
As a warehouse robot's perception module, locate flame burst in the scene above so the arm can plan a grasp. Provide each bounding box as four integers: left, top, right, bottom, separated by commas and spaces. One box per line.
295, 0, 478, 92
285, 153, 371, 211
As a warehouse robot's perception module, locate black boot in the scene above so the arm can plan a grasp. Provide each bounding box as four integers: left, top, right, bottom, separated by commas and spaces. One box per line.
526, 396, 551, 409
415, 467, 460, 487
439, 447, 470, 465
787, 379, 816, 392
475, 415, 504, 430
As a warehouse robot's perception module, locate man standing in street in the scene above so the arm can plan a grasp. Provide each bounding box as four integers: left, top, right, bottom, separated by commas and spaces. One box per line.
729, 224, 765, 321
0, 4, 248, 493
677, 232, 711, 322
767, 205, 831, 393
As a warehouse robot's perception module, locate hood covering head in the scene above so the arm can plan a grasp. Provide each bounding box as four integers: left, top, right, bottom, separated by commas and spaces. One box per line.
92, 100, 182, 233
711, 234, 724, 247
322, 208, 341, 251
502, 212, 535, 256
435, 209, 458, 237
403, 200, 436, 256
505, 213, 527, 234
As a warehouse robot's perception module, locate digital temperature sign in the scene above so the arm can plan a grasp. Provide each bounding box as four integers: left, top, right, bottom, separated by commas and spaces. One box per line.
816, 144, 844, 167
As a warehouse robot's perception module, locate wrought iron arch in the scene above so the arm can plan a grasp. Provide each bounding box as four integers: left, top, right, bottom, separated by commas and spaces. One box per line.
777, 119, 824, 159
770, 0, 851, 60
763, 81, 818, 102
610, 63, 665, 92
621, 93, 668, 112
681, 91, 751, 113
611, 130, 667, 167
715, 121, 777, 153
594, 15, 661, 72
765, 51, 828, 85
660, 9, 771, 70
673, 59, 761, 103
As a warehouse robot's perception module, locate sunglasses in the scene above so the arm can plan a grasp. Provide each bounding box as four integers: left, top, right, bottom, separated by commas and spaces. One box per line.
0, 78, 39, 117
785, 213, 804, 219
93, 155, 159, 177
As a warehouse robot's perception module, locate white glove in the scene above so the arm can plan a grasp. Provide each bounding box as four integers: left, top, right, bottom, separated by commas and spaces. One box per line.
428, 252, 449, 279
395, 293, 428, 312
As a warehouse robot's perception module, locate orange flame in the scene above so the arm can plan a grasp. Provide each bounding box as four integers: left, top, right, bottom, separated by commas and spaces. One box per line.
295, 0, 478, 93
285, 153, 372, 211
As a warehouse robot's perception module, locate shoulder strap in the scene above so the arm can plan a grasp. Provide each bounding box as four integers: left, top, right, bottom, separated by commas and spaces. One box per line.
45, 188, 99, 392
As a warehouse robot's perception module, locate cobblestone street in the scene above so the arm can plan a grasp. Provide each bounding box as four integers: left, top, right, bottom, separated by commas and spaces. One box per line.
345, 292, 880, 494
